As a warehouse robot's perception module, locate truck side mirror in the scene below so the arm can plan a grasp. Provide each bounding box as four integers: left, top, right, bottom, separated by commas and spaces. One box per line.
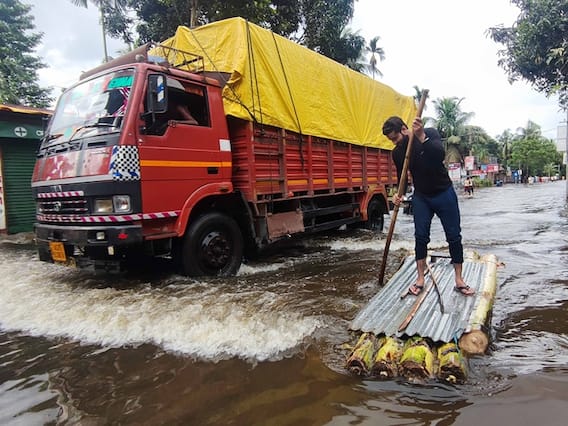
146, 74, 167, 114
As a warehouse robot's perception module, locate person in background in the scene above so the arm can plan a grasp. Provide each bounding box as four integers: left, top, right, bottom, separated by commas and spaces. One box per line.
382, 115, 475, 296
464, 176, 474, 197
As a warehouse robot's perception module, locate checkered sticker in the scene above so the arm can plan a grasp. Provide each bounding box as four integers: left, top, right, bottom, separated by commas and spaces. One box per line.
110, 145, 140, 181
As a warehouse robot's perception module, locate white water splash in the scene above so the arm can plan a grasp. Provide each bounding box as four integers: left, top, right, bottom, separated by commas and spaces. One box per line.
0, 250, 320, 362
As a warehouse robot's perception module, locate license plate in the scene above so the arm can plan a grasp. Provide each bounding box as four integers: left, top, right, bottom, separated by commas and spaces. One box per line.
49, 241, 67, 262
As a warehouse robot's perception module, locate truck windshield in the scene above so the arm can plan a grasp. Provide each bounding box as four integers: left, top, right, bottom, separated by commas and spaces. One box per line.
44, 69, 135, 146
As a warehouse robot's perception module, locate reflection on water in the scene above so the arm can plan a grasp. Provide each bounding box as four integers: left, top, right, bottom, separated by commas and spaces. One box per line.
0, 181, 567, 424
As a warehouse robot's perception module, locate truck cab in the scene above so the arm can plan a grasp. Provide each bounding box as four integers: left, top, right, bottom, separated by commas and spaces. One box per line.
32, 53, 238, 274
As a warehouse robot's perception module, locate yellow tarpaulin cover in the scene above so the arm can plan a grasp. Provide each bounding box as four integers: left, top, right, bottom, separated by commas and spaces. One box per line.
159, 17, 416, 150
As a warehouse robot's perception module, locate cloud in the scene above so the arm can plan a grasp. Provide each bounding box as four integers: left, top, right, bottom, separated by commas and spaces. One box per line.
25, 0, 127, 92
351, 0, 565, 139
23, 0, 565, 140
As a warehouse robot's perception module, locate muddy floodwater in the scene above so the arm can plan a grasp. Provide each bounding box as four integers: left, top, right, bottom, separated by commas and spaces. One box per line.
1, 181, 567, 425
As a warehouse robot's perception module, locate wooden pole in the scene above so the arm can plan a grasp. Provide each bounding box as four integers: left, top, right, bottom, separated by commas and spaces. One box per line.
378, 90, 429, 285
425, 262, 445, 314
398, 279, 433, 332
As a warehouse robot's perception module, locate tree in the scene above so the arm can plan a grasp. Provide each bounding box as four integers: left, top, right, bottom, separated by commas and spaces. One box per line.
300, 0, 356, 60
510, 136, 561, 177
543, 162, 558, 177
429, 97, 475, 164
430, 97, 474, 139
0, 0, 52, 107
364, 36, 385, 79
515, 119, 543, 140
111, 1, 362, 67
496, 129, 515, 170
464, 125, 498, 161
412, 86, 431, 123
331, 26, 366, 71
69, 0, 131, 61
488, 0, 568, 109
122, 0, 303, 44
510, 120, 562, 176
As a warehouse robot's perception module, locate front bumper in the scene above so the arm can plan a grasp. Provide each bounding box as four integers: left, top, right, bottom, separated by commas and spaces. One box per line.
35, 223, 144, 272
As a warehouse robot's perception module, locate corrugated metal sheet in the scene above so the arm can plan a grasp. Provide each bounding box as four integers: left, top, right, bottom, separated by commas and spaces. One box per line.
350, 253, 494, 343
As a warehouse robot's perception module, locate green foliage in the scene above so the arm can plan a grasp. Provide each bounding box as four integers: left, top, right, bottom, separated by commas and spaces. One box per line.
496, 129, 515, 169
0, 0, 53, 107
464, 125, 499, 162
103, 1, 362, 67
430, 97, 474, 140
510, 120, 562, 175
301, 0, 356, 61
473, 177, 493, 187
117, 1, 301, 44
331, 26, 366, 71
488, 0, 568, 109
364, 36, 385, 79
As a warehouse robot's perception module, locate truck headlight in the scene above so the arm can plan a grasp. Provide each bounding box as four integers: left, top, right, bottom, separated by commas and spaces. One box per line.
113, 195, 131, 213
94, 196, 131, 214
94, 199, 113, 213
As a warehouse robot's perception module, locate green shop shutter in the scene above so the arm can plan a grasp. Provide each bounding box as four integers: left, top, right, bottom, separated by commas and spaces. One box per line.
2, 140, 39, 233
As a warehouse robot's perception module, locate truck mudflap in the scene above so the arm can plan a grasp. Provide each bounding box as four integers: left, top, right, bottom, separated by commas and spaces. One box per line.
35, 223, 144, 272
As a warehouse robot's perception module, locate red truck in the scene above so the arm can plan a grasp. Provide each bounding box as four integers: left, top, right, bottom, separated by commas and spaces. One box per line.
32, 18, 415, 276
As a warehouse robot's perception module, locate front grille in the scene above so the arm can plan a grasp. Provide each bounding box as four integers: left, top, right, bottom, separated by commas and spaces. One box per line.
36, 192, 89, 220
38, 198, 88, 214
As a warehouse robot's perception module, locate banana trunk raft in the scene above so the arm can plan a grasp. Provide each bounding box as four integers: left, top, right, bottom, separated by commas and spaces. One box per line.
346, 252, 499, 384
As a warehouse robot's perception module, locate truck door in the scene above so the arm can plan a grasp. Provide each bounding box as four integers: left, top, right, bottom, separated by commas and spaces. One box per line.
137, 76, 225, 216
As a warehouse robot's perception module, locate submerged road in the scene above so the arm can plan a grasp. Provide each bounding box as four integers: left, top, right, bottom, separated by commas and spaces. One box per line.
0, 180, 567, 425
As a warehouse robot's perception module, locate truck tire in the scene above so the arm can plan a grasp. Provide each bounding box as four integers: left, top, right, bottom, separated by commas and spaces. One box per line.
363, 198, 384, 232
181, 212, 243, 276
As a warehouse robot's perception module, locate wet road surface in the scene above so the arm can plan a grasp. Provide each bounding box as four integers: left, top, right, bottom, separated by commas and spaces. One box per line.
1, 181, 567, 425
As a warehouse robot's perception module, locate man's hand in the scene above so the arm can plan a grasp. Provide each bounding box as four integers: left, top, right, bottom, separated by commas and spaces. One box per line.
392, 193, 403, 206
412, 117, 426, 143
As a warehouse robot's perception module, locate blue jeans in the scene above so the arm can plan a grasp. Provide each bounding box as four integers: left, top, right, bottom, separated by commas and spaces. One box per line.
412, 186, 463, 264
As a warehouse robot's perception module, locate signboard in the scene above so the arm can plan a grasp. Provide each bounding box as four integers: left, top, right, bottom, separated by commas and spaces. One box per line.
465, 156, 475, 171
487, 164, 499, 173
448, 162, 461, 181
0, 122, 44, 140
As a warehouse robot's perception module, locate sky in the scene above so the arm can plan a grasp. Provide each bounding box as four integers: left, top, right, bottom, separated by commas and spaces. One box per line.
24, 0, 567, 142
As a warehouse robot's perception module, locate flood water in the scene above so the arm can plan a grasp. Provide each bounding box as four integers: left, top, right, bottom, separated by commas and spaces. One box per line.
1, 181, 567, 425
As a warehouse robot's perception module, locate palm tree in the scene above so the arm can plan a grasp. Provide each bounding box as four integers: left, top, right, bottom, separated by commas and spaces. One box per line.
365, 36, 385, 79
70, 0, 128, 62
516, 120, 542, 140
335, 26, 367, 71
431, 97, 474, 139
497, 129, 515, 171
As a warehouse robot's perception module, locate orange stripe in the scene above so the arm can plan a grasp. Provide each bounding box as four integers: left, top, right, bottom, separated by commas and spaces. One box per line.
140, 160, 231, 168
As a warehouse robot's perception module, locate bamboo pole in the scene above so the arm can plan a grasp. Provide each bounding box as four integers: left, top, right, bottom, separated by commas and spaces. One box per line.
378, 90, 429, 285
458, 254, 498, 354
398, 279, 434, 332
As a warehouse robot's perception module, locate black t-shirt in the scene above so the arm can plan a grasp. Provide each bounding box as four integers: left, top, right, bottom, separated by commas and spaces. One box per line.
392, 127, 452, 196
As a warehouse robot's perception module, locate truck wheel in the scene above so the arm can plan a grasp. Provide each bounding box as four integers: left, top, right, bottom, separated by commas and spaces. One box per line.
364, 199, 384, 232
181, 212, 243, 276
